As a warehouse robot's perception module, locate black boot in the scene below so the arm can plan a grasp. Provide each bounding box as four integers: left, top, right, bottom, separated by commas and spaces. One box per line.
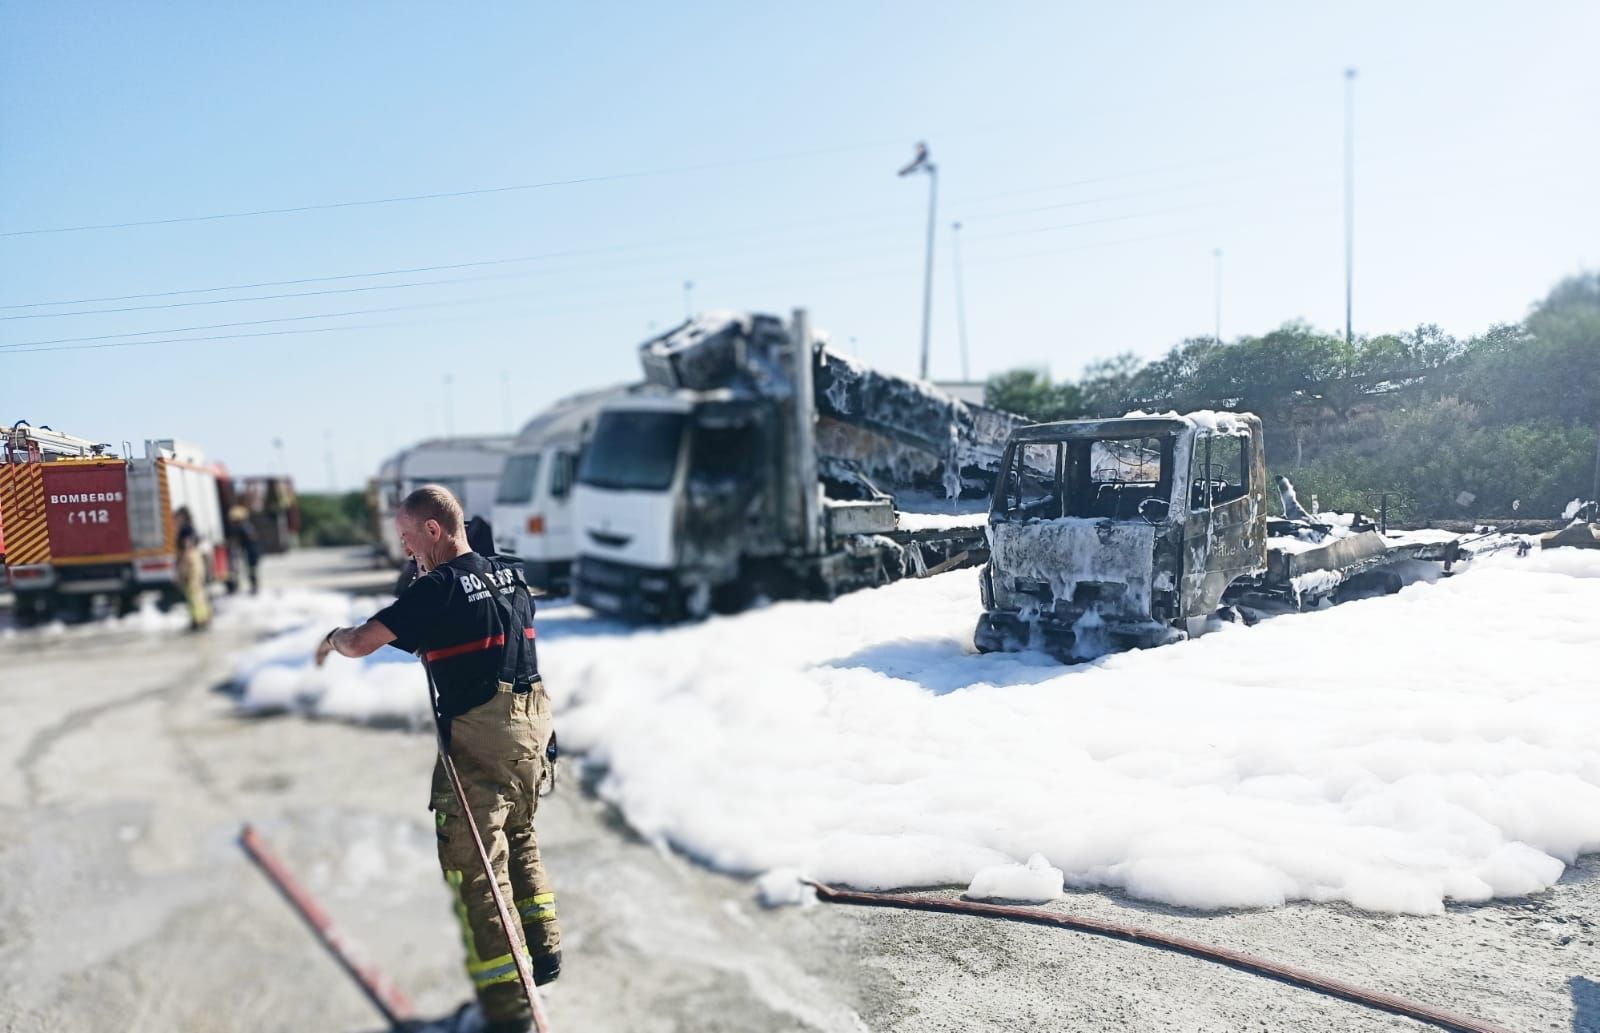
533, 950, 561, 986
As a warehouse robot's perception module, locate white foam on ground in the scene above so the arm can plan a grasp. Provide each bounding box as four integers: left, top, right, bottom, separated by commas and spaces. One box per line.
967, 854, 1066, 903
756, 868, 818, 909
230, 593, 435, 728
230, 550, 1600, 915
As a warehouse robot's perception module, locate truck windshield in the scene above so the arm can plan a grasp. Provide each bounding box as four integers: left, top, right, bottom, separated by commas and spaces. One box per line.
578, 411, 686, 491
997, 434, 1175, 522
496, 452, 542, 505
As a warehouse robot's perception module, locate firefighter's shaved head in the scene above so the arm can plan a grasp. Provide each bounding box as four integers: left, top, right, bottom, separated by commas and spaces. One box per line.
399, 484, 464, 537
396, 485, 468, 573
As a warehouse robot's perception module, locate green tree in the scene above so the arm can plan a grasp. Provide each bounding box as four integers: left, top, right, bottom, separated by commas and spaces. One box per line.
297, 491, 373, 547
984, 368, 1086, 422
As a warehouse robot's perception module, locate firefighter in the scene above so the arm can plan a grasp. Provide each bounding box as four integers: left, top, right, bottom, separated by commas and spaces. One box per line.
174, 506, 212, 631
227, 502, 262, 594
314, 485, 560, 1033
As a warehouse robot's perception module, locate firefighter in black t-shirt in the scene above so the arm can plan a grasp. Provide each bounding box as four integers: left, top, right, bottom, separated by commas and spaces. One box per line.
315, 485, 559, 1033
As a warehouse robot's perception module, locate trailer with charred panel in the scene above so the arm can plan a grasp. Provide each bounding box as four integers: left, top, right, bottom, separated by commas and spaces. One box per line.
572, 310, 1025, 621
973, 411, 1487, 660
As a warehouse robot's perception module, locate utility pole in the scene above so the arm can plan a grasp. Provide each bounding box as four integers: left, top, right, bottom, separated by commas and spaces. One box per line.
1213, 247, 1223, 345
952, 221, 971, 381
898, 142, 938, 380
1344, 67, 1357, 349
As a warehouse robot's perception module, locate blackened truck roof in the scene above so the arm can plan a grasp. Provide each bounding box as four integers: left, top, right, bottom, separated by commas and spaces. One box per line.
1007, 416, 1192, 442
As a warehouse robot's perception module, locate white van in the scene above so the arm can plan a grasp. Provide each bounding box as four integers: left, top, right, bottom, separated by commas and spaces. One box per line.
372, 435, 515, 565
493, 386, 630, 593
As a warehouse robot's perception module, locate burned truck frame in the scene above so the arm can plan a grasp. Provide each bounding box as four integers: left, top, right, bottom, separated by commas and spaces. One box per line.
975, 411, 1486, 660
976, 413, 1267, 657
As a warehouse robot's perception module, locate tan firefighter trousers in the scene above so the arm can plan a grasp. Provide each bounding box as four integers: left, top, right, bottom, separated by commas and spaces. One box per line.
180, 547, 211, 627
431, 679, 560, 1023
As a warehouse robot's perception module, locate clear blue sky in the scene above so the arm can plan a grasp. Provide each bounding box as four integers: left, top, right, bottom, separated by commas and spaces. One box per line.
3, 2, 1596, 489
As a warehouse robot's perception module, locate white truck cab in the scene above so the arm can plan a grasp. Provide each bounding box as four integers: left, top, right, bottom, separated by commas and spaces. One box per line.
492, 386, 630, 593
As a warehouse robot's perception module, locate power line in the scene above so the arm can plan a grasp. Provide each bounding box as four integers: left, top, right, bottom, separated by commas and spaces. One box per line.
0, 138, 899, 238
0, 296, 500, 350
956, 167, 1302, 224
0, 151, 1318, 313
0, 271, 530, 320
971, 203, 1220, 241
0, 319, 425, 356
0, 209, 917, 312
0, 253, 560, 310
3, 221, 1233, 359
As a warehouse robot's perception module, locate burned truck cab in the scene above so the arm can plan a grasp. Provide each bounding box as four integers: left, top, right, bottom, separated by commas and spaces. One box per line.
573, 392, 781, 620
974, 412, 1267, 660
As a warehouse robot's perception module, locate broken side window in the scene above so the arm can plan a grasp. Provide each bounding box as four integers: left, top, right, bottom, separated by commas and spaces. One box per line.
1209, 433, 1249, 506
1189, 432, 1250, 510
1002, 442, 1061, 519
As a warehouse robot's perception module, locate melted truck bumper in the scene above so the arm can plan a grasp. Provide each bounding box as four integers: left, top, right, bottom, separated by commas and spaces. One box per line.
974, 610, 1180, 661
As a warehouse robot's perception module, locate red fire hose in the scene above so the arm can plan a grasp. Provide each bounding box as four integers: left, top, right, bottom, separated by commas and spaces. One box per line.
239, 824, 416, 1029
808, 882, 1515, 1033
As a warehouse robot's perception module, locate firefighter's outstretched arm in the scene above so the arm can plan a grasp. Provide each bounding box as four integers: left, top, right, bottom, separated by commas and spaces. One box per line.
315, 619, 396, 666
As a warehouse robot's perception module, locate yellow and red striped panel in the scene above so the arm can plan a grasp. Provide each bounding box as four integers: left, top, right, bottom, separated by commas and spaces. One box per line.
0, 464, 49, 564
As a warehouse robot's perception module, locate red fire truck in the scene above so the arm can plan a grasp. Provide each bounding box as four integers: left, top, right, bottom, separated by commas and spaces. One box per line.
1, 423, 231, 625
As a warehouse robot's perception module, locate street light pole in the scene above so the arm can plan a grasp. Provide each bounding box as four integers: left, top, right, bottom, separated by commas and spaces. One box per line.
1213, 247, 1223, 345
898, 142, 938, 380
1344, 67, 1357, 349
683, 280, 694, 319
952, 220, 971, 381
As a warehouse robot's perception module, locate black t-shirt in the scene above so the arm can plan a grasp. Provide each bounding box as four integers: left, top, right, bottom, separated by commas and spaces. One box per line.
374, 552, 539, 720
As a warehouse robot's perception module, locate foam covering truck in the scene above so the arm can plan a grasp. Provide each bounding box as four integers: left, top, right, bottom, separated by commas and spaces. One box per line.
573, 310, 1027, 620
973, 411, 1502, 660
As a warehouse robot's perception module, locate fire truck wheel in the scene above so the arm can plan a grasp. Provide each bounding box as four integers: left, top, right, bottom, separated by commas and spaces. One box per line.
60, 594, 92, 624
14, 592, 52, 628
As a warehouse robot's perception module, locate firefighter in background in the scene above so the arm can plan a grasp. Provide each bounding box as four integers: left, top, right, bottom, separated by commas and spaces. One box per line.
174, 506, 212, 631
227, 502, 262, 594
315, 485, 559, 1033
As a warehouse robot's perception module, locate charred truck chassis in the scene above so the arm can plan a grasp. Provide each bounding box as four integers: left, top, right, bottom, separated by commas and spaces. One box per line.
975, 414, 1267, 659
973, 412, 1477, 660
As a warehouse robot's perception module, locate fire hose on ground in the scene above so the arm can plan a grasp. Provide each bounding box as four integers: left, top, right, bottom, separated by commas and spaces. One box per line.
807, 881, 1515, 1033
